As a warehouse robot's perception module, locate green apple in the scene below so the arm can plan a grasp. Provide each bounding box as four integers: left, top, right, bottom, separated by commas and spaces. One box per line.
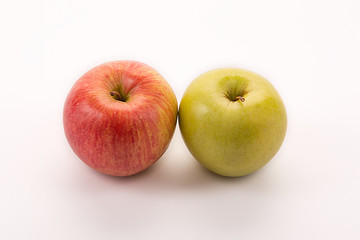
179, 68, 287, 177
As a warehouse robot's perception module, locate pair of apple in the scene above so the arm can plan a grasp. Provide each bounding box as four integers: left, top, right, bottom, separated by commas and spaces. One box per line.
63, 61, 287, 177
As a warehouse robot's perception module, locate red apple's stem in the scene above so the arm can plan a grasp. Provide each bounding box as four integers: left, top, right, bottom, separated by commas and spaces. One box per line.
110, 91, 122, 100
235, 96, 245, 102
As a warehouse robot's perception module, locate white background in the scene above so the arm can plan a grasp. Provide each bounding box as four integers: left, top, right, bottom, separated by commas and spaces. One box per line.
1, 0, 359, 239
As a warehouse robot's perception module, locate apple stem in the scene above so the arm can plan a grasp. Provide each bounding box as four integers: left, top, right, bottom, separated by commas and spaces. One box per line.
235, 96, 245, 102
110, 91, 122, 101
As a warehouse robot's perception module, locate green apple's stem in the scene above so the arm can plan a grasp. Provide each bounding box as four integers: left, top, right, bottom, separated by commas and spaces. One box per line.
235, 96, 245, 102
110, 91, 122, 101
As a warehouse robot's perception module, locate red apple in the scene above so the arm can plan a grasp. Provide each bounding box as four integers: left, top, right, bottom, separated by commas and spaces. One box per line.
63, 60, 178, 176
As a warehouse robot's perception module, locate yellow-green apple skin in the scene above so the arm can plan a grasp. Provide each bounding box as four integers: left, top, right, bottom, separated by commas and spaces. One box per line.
179, 69, 287, 177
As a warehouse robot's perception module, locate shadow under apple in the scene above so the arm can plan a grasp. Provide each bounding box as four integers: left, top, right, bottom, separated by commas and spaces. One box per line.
70, 153, 278, 195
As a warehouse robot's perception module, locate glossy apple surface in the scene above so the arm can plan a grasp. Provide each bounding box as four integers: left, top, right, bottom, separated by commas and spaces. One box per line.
179, 68, 287, 177
63, 60, 177, 176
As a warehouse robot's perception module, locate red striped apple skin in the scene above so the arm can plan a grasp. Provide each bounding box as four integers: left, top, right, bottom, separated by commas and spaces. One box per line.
63, 61, 178, 176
